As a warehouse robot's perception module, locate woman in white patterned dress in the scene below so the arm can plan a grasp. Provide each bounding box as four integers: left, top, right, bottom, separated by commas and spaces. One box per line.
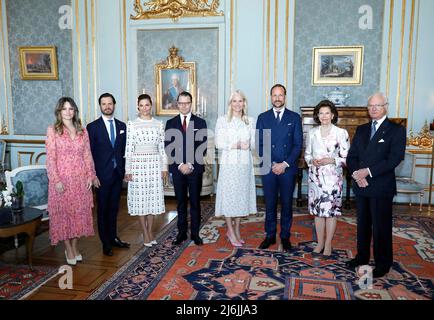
215, 90, 257, 247
304, 100, 349, 256
124, 94, 168, 247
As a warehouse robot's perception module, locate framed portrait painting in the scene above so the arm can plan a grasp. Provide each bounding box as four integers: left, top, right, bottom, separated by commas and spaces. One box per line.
18, 46, 59, 80
312, 46, 364, 86
155, 46, 196, 116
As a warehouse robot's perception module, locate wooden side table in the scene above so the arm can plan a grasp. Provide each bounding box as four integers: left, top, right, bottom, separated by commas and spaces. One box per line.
0, 207, 43, 269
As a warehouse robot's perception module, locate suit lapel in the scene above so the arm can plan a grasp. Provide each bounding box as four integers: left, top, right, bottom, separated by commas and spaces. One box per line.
273, 109, 290, 141
280, 109, 290, 126
366, 118, 391, 151
188, 114, 196, 131
268, 109, 278, 129
177, 114, 183, 129
114, 119, 122, 147
176, 114, 185, 134
98, 117, 114, 148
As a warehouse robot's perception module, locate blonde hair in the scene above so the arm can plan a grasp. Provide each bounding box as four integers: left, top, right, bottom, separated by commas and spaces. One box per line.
53, 97, 83, 135
227, 90, 249, 125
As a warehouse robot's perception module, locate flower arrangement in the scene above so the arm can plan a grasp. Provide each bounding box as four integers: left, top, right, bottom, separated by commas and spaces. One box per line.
1, 180, 25, 208
1, 187, 13, 207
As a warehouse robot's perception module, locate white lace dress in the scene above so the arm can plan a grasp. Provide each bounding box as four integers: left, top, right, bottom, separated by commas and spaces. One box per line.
125, 118, 167, 215
215, 116, 257, 217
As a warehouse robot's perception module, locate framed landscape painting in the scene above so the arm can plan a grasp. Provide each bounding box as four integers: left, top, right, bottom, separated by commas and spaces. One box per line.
19, 46, 58, 80
312, 46, 364, 86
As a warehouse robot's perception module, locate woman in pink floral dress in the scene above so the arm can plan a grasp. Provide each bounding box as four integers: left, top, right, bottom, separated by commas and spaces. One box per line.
304, 100, 349, 256
46, 97, 98, 265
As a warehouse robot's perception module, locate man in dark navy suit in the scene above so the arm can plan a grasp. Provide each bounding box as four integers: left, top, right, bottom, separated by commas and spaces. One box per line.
256, 84, 303, 251
164, 91, 207, 246
87, 93, 130, 256
346, 92, 406, 278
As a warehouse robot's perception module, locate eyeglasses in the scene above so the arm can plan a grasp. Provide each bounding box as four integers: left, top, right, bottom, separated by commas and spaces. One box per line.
367, 103, 388, 108
177, 102, 191, 106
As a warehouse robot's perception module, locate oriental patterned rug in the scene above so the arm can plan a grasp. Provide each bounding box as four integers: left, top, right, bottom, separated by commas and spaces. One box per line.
89, 204, 434, 300
0, 263, 58, 300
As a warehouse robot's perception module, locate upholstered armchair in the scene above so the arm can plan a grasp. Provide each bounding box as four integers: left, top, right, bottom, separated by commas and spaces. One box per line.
4, 165, 48, 248
5, 165, 49, 219
395, 152, 425, 211
0, 139, 6, 169
0, 140, 6, 183
164, 138, 215, 197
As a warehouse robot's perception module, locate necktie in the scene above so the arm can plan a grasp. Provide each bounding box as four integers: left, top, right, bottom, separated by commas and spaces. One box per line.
108, 120, 117, 168
108, 120, 115, 147
370, 120, 377, 140
276, 111, 281, 125
182, 115, 187, 132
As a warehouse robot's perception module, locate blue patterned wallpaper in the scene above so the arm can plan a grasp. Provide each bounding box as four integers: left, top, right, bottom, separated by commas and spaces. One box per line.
7, 0, 73, 135
137, 28, 218, 129
293, 0, 384, 109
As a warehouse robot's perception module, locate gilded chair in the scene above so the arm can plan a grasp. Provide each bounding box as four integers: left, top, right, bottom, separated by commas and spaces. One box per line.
395, 152, 425, 211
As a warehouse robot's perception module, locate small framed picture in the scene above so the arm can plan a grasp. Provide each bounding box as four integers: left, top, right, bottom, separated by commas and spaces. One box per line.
312, 46, 364, 86
18, 46, 58, 80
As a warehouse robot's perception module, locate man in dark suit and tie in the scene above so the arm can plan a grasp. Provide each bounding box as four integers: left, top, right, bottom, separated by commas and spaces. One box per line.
346, 92, 406, 278
164, 91, 207, 246
256, 84, 303, 251
87, 93, 130, 256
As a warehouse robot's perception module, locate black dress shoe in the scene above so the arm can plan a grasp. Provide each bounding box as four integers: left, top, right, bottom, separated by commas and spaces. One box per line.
258, 237, 276, 249
111, 237, 130, 248
103, 246, 113, 256
311, 249, 324, 257
172, 233, 187, 245
373, 268, 389, 278
346, 258, 368, 268
281, 238, 292, 251
191, 236, 203, 246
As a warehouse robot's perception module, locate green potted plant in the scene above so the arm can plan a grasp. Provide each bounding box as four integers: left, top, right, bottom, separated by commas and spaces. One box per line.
11, 180, 25, 212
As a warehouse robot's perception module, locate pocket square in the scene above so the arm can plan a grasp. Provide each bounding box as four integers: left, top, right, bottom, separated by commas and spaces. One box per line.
120, 130, 125, 134
194, 128, 199, 131
378, 139, 385, 143
288, 123, 292, 126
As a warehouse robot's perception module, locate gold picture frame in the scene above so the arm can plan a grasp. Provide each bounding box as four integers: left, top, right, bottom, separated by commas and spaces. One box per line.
18, 46, 58, 80
312, 46, 364, 86
155, 46, 196, 116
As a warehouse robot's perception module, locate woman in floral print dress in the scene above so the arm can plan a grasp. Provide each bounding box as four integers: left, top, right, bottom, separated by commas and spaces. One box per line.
304, 100, 349, 256
46, 97, 98, 265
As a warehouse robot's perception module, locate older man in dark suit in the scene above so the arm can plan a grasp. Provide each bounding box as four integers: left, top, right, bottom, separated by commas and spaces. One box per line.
346, 92, 406, 278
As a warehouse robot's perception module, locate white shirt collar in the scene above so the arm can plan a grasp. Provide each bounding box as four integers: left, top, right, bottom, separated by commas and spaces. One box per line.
373, 115, 387, 129
102, 115, 115, 122
101, 115, 116, 139
273, 107, 285, 119
179, 112, 192, 122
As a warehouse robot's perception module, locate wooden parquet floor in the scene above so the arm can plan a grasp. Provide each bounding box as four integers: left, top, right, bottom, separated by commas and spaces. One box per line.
0, 194, 430, 300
